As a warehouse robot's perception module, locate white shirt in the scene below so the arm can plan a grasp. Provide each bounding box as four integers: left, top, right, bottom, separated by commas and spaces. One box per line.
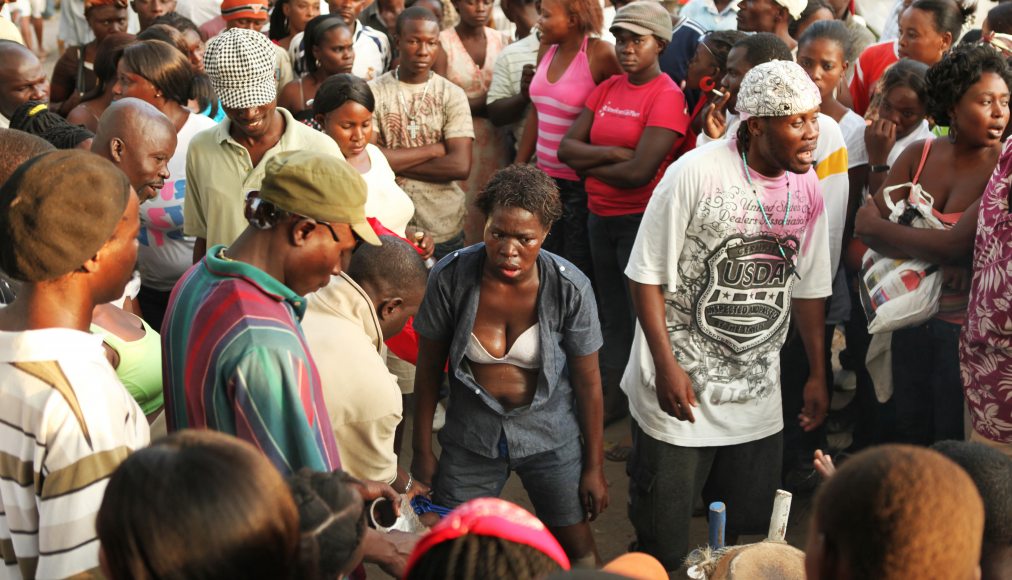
288, 20, 390, 81
175, 0, 220, 26
839, 109, 868, 168
362, 143, 415, 237
621, 139, 832, 447
679, 0, 742, 32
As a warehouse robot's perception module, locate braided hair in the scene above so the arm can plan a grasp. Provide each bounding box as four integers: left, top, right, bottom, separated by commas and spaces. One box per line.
10, 102, 94, 149
406, 534, 565, 580
287, 468, 368, 580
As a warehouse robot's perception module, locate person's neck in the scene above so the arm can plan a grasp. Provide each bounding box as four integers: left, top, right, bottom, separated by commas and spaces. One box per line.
514, 7, 537, 38
456, 20, 484, 39
557, 32, 584, 53
628, 63, 661, 86
221, 229, 289, 288
820, 98, 846, 123
397, 65, 431, 84
776, 26, 797, 50
744, 139, 786, 179
952, 135, 1002, 160
0, 279, 95, 333
160, 101, 190, 132
713, 0, 732, 10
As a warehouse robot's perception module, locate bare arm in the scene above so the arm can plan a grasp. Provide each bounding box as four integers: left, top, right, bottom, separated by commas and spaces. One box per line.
568, 352, 608, 520
557, 108, 634, 171
629, 280, 697, 421
379, 143, 446, 173
397, 137, 473, 182
410, 335, 451, 486
855, 195, 979, 264
585, 126, 681, 189
792, 298, 828, 432
588, 38, 622, 84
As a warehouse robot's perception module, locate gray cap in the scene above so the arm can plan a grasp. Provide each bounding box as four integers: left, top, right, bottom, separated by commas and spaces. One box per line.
609, 1, 672, 42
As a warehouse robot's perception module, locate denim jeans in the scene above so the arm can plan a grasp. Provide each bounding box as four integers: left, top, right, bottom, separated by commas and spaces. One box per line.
587, 212, 641, 372
891, 318, 964, 445
542, 177, 594, 282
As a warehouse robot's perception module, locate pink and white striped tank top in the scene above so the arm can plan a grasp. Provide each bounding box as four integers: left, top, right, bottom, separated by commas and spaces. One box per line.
529, 36, 596, 181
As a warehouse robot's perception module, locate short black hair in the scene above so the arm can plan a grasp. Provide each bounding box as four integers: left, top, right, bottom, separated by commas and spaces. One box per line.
396, 5, 440, 35
908, 0, 976, 42
932, 440, 1012, 548
313, 73, 375, 116
879, 57, 930, 105
287, 468, 366, 580
987, 1, 1012, 34
152, 11, 200, 35
798, 19, 853, 63
347, 235, 428, 295
925, 42, 1012, 126
732, 32, 792, 68
406, 535, 564, 580
474, 164, 562, 228
303, 15, 349, 73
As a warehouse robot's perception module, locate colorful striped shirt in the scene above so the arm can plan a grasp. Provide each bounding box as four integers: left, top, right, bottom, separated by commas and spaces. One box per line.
529, 36, 597, 181
162, 245, 341, 475
0, 328, 149, 580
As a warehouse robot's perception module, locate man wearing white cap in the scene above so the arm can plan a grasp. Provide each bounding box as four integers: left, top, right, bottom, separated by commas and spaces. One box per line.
621, 60, 832, 569
183, 27, 343, 261
737, 0, 805, 52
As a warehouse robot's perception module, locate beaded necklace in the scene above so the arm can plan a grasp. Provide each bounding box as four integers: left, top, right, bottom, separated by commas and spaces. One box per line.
741, 149, 802, 280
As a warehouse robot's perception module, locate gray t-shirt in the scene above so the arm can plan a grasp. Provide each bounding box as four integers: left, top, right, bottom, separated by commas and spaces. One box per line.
414, 243, 603, 459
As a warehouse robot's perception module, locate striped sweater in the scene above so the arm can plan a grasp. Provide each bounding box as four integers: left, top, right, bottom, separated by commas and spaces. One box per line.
161, 246, 341, 475
0, 328, 149, 580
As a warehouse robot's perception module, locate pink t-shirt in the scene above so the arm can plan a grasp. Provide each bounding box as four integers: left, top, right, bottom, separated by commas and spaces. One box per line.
584, 73, 690, 216
960, 137, 1012, 444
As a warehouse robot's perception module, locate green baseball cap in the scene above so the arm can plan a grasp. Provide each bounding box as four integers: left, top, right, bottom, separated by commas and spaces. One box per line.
259, 150, 380, 246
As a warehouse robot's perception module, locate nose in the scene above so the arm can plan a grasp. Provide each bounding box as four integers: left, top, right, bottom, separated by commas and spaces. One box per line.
31, 81, 49, 101
158, 164, 170, 179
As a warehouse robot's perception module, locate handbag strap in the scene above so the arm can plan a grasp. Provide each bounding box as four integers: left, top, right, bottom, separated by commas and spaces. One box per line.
911, 138, 933, 185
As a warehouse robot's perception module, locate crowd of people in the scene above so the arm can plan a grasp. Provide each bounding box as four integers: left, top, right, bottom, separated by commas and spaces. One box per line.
1, 0, 1012, 578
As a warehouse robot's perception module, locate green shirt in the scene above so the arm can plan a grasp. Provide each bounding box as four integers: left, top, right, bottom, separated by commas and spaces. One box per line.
183, 107, 344, 248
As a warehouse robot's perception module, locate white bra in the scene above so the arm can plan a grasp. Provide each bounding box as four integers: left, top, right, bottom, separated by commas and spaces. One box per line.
465, 324, 541, 369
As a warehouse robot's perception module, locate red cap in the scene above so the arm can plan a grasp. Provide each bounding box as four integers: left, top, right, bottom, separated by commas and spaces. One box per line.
220, 0, 268, 21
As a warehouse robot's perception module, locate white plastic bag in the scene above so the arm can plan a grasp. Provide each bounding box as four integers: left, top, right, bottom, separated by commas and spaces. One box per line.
859, 183, 945, 334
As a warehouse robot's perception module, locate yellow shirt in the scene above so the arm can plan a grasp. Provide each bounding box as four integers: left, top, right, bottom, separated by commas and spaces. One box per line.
183, 107, 344, 248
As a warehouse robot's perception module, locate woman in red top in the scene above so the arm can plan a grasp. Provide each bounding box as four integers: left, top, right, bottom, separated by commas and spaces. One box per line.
849, 0, 972, 116
558, 1, 688, 424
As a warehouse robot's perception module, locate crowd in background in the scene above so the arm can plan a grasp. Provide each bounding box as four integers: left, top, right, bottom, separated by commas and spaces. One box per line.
0, 0, 1011, 578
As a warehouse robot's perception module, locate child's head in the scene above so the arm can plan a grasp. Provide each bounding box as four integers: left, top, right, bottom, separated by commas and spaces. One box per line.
873, 58, 930, 139
932, 440, 1012, 580
686, 29, 747, 93
797, 19, 850, 102
806, 444, 984, 580
288, 468, 368, 579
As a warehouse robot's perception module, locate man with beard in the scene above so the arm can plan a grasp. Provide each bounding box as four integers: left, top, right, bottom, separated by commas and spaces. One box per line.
184, 27, 342, 260
621, 60, 832, 570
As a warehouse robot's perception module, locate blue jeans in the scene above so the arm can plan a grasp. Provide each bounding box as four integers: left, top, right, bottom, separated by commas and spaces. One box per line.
891, 318, 964, 445
542, 178, 594, 282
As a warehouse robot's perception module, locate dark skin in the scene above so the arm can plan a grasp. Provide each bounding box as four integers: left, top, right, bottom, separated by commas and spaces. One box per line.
485, 0, 539, 127
434, 0, 492, 115
278, 25, 355, 116
378, 18, 472, 182
514, 0, 621, 163
412, 206, 607, 563
863, 85, 927, 213
856, 73, 1009, 267
193, 102, 287, 262
702, 45, 749, 140
630, 111, 828, 431
0, 192, 141, 336
50, 5, 128, 113
737, 0, 796, 51
501, 0, 538, 39
92, 98, 177, 203
0, 44, 49, 120
558, 29, 681, 189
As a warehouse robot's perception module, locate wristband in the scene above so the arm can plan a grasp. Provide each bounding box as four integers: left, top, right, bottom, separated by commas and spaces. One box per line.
403, 474, 413, 494
870, 164, 890, 173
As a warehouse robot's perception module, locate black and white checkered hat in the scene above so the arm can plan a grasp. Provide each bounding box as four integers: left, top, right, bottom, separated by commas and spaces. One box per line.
204, 28, 277, 109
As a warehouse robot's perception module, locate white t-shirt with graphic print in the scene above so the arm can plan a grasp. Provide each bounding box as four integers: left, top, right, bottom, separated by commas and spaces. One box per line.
622, 138, 833, 448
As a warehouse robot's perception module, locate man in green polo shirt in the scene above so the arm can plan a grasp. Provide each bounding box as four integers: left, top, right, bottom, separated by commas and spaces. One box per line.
184, 27, 343, 261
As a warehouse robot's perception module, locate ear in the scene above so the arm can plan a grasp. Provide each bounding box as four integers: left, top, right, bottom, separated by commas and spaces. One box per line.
290, 217, 317, 247
747, 116, 764, 137
378, 296, 404, 320
940, 31, 953, 51
110, 137, 126, 163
